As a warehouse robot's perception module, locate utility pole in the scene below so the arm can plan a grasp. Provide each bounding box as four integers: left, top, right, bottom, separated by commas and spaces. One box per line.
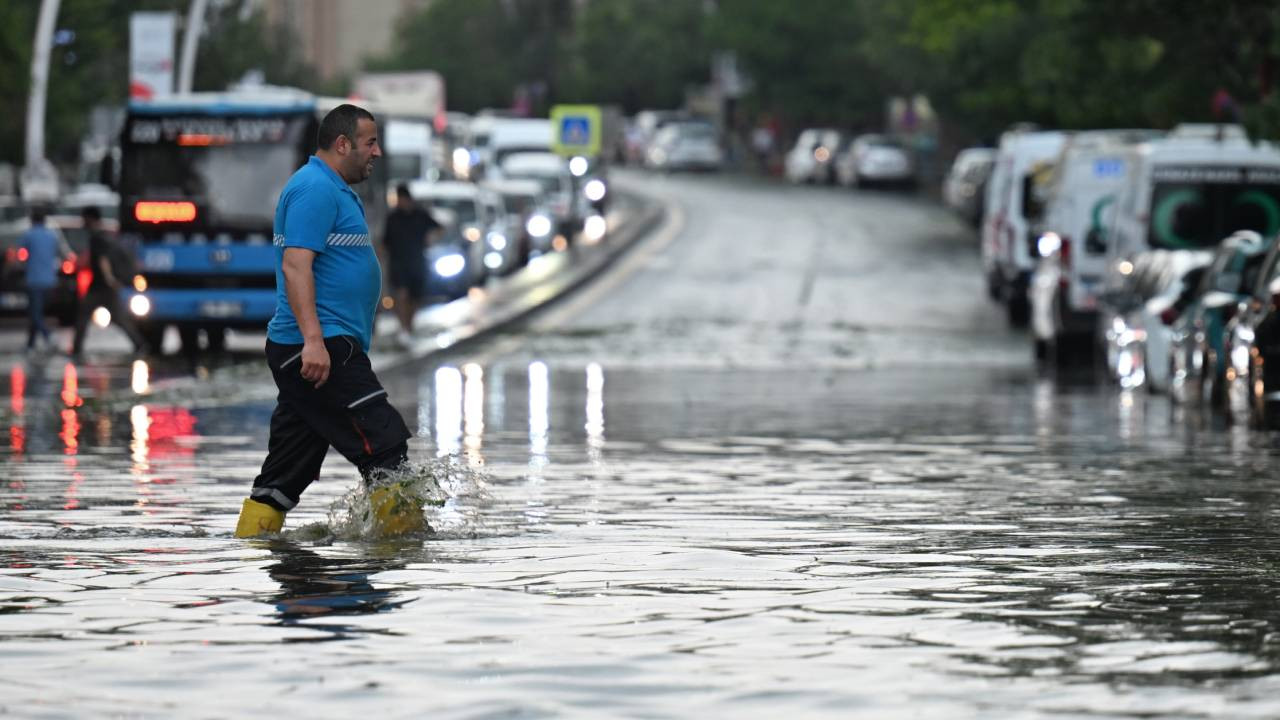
177, 0, 210, 94
23, 0, 62, 201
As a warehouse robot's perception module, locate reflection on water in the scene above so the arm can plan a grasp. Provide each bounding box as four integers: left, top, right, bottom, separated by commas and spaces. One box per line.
266, 542, 410, 634
6, 365, 1280, 716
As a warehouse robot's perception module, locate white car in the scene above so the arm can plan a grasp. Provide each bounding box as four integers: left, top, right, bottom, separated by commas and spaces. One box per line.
480, 177, 545, 273
784, 128, 842, 184
646, 122, 723, 172
1101, 250, 1213, 390
500, 152, 577, 240
943, 148, 996, 226
835, 134, 915, 188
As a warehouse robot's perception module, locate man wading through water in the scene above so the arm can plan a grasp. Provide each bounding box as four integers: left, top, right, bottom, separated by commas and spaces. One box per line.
236, 104, 424, 538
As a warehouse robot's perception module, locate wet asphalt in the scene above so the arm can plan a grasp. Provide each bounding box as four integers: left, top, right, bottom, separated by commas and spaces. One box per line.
5, 171, 1280, 718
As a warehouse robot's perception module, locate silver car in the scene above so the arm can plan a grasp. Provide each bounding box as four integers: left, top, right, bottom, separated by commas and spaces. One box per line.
835, 134, 915, 188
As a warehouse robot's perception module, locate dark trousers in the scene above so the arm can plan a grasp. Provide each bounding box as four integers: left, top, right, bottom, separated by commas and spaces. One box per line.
72, 285, 148, 355
252, 335, 412, 511
25, 287, 50, 348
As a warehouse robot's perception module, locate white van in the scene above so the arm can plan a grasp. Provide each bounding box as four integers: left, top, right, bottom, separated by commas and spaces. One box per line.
1029, 130, 1161, 357
1107, 125, 1280, 265
981, 129, 1069, 325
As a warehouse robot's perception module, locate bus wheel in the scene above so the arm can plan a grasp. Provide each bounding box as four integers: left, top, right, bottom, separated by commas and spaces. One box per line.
139, 324, 167, 355
179, 327, 200, 355
206, 327, 227, 353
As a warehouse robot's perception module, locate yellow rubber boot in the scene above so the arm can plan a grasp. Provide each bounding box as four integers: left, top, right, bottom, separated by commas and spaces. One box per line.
369, 485, 426, 537
234, 498, 286, 538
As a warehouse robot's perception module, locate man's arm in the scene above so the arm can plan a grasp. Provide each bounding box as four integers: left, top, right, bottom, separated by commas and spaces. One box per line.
282, 247, 329, 387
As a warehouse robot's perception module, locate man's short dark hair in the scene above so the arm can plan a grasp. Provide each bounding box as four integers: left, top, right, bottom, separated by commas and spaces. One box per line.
396, 183, 412, 199
317, 104, 376, 151
30, 206, 47, 223
81, 206, 101, 222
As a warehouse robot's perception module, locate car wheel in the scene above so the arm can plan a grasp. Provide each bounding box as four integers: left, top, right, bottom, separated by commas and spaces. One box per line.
139, 323, 166, 355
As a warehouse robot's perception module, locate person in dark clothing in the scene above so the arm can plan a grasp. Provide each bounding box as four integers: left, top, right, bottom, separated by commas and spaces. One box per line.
381, 184, 440, 345
71, 206, 149, 357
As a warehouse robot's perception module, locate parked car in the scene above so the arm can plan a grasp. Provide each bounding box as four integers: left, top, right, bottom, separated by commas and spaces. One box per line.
784, 128, 843, 184
1029, 130, 1162, 361
407, 181, 495, 300
981, 129, 1070, 326
1097, 249, 1212, 390
1223, 232, 1280, 426
645, 121, 723, 172
943, 148, 996, 226
1168, 230, 1271, 406
834, 134, 915, 188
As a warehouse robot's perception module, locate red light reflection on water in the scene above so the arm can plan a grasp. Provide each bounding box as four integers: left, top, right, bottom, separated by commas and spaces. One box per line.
61, 363, 82, 408
60, 409, 80, 454
11, 364, 24, 415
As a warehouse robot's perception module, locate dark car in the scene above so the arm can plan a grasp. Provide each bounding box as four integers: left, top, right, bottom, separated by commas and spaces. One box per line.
0, 212, 106, 326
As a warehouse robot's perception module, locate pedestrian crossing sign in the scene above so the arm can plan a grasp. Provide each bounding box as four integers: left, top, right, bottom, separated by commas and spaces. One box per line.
551, 105, 601, 158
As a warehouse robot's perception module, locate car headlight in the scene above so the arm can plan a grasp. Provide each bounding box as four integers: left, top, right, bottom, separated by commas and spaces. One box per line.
526, 214, 552, 238
487, 233, 507, 251
129, 294, 151, 316
464, 226, 482, 243
433, 253, 466, 278
484, 251, 504, 269
569, 156, 589, 177
583, 215, 607, 242
584, 179, 607, 202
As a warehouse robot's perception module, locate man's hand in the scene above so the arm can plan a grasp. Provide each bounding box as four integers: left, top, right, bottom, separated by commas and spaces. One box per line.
300, 338, 330, 388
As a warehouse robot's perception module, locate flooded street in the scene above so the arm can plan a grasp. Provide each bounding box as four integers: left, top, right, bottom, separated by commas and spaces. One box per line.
6, 173, 1280, 718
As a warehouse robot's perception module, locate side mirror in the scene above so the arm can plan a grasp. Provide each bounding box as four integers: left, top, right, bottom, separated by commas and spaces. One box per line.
1085, 228, 1107, 254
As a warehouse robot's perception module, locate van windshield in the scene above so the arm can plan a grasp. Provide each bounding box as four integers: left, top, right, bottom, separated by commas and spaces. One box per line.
1148, 166, 1280, 249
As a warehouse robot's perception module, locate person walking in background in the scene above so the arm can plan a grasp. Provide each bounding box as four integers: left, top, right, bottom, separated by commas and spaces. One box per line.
71, 206, 149, 357
381, 183, 440, 347
236, 104, 423, 538
19, 206, 63, 352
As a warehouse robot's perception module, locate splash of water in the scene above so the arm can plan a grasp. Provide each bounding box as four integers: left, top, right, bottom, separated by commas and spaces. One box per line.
317, 458, 487, 541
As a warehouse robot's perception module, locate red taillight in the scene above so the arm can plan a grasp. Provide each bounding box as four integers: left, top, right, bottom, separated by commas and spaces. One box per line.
16, 248, 28, 262
1160, 307, 1180, 325
135, 201, 197, 224
76, 268, 92, 298
60, 260, 74, 274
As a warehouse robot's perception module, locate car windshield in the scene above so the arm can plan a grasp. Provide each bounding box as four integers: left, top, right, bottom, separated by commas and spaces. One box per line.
120, 113, 310, 231
1148, 167, 1280, 249
427, 198, 478, 225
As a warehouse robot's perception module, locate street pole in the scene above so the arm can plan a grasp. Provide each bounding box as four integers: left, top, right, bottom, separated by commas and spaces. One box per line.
177, 0, 209, 95
25, 0, 61, 171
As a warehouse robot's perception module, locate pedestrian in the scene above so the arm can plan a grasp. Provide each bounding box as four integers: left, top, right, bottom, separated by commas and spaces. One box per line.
381, 183, 440, 347
19, 205, 63, 352
71, 206, 149, 357
236, 104, 423, 538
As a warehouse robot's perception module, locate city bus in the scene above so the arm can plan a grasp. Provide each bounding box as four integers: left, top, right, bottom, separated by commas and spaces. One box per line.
117, 87, 389, 353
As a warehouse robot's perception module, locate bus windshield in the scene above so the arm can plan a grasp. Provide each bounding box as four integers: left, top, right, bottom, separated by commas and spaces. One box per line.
120, 113, 311, 232
1148, 166, 1280, 249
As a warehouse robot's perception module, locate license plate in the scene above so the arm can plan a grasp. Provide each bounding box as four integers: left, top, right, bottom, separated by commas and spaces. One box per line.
0, 292, 27, 309
199, 301, 242, 318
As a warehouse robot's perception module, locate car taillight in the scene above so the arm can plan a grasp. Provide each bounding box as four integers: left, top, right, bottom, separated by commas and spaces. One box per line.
1160, 307, 1180, 325
76, 268, 92, 298
17, 248, 28, 262
135, 201, 197, 224
1059, 236, 1072, 270
61, 260, 74, 274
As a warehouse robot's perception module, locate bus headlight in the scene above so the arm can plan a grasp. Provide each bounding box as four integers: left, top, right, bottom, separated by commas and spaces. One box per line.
584, 179, 607, 202
129, 294, 151, 317
433, 253, 466, 278
526, 214, 552, 238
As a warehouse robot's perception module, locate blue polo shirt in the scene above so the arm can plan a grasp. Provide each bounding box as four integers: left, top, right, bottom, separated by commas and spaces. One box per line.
21, 224, 60, 290
267, 156, 382, 351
